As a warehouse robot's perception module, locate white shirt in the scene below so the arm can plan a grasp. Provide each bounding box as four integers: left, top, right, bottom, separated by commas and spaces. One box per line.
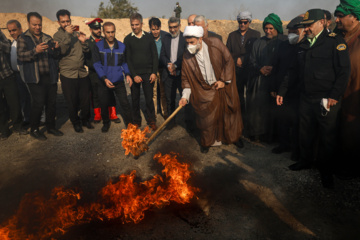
11, 40, 19, 71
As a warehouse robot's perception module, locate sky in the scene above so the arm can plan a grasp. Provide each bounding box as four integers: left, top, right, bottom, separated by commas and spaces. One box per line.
2, 0, 340, 21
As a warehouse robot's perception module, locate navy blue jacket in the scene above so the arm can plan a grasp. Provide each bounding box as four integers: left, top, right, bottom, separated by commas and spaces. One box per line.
92, 38, 130, 84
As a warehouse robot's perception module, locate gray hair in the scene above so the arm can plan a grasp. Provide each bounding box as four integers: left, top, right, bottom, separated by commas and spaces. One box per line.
194, 15, 208, 26
6, 19, 22, 29
168, 17, 180, 25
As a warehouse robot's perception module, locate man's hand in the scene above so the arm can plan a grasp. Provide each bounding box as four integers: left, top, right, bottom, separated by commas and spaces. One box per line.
54, 41, 60, 49
78, 32, 87, 43
236, 57, 242, 67
65, 25, 73, 34
134, 76, 142, 83
105, 79, 115, 88
149, 73, 157, 83
35, 42, 49, 53
276, 95, 283, 106
214, 81, 225, 90
270, 92, 277, 98
179, 98, 187, 107
126, 75, 133, 87
260, 66, 272, 76
168, 63, 176, 75
327, 98, 338, 109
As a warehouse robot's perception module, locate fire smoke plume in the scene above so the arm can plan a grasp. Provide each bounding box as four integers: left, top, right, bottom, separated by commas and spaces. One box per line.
0, 153, 199, 240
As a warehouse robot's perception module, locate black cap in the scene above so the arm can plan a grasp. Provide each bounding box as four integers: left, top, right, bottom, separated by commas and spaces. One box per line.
300, 9, 325, 25
87, 18, 103, 29
287, 16, 304, 29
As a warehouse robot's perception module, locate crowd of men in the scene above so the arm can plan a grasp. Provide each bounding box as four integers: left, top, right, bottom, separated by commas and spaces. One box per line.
1, 0, 359, 188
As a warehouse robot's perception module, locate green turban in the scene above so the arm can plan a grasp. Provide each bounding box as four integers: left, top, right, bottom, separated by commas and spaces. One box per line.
263, 13, 283, 34
335, 0, 360, 20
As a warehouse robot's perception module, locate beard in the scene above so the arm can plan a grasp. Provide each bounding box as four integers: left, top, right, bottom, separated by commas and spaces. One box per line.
170, 31, 180, 38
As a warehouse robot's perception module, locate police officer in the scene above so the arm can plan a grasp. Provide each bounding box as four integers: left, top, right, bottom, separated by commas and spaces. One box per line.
288, 9, 351, 188
85, 18, 120, 124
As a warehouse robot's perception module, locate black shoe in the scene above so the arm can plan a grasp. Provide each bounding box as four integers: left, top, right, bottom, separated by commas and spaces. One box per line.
30, 129, 47, 141
83, 121, 94, 129
271, 145, 291, 154
288, 162, 311, 171
74, 124, 84, 133
200, 146, 209, 154
290, 152, 300, 162
166, 120, 176, 130
320, 172, 334, 189
13, 127, 29, 135
0, 130, 12, 140
234, 139, 244, 148
101, 123, 110, 133
47, 128, 64, 136
111, 118, 121, 123
39, 121, 45, 127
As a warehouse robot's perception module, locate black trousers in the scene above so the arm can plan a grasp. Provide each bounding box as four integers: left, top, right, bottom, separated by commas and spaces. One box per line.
0, 73, 22, 134
163, 74, 183, 117
14, 72, 31, 122
98, 80, 132, 125
298, 95, 341, 172
89, 70, 116, 109
276, 99, 299, 153
60, 75, 91, 125
27, 76, 57, 131
130, 73, 155, 126
236, 67, 247, 115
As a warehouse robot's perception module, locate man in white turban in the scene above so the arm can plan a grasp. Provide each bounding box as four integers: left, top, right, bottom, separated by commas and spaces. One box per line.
179, 26, 244, 153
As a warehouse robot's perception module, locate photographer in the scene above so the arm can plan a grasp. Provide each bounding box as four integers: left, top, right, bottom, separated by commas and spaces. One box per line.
17, 12, 62, 140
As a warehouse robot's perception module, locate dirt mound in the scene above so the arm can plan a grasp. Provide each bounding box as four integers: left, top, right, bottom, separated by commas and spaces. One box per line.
1, 13, 289, 43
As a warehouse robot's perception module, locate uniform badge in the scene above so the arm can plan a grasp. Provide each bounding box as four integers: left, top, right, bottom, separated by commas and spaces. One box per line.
304, 12, 309, 20
329, 32, 337, 37
337, 43, 347, 51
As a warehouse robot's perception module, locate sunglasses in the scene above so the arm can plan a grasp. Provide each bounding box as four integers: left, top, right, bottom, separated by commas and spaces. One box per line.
238, 21, 249, 25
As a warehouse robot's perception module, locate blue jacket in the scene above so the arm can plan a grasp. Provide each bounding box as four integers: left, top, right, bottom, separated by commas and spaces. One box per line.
92, 38, 130, 84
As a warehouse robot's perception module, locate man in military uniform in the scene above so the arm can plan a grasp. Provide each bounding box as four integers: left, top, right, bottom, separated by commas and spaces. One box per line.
288, 9, 351, 188
174, 2, 182, 19
85, 18, 120, 124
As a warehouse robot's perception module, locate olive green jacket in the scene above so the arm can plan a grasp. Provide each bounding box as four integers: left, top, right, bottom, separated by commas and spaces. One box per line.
53, 27, 89, 78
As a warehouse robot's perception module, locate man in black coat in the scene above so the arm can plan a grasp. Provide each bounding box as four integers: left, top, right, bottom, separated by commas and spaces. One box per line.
288, 9, 351, 188
226, 11, 260, 119
274, 16, 306, 159
160, 17, 187, 129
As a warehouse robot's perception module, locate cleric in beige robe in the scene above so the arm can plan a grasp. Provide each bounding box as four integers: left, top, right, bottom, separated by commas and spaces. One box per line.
179, 26, 244, 153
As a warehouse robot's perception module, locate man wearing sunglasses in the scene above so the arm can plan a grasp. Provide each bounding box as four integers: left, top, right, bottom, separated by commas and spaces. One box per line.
226, 11, 260, 125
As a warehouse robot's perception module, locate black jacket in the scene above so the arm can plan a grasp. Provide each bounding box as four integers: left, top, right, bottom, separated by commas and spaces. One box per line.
159, 32, 186, 75
226, 28, 260, 69
274, 39, 302, 100
298, 30, 350, 100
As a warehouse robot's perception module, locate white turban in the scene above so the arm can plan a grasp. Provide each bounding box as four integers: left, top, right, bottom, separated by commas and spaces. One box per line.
183, 26, 204, 38
237, 11, 252, 22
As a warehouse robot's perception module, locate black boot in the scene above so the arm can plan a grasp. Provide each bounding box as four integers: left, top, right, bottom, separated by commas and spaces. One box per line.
101, 122, 110, 133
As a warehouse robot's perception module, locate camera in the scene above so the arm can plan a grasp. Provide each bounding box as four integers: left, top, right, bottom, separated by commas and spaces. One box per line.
47, 40, 55, 49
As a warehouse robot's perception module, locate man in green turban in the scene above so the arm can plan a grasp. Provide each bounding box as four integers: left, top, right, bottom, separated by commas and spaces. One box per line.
246, 13, 287, 142
334, 0, 360, 178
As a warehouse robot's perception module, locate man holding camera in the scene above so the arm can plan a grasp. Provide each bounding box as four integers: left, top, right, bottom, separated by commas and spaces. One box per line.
54, 9, 93, 133
17, 12, 62, 140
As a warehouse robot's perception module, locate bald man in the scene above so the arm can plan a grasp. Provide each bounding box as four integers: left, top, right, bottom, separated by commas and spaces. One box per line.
187, 14, 196, 26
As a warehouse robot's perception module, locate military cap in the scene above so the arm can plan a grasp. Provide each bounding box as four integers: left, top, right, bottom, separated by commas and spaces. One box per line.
86, 18, 103, 29
287, 16, 304, 29
301, 9, 325, 25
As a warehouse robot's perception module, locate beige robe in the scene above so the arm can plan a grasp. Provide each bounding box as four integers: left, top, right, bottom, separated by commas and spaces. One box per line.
181, 38, 243, 147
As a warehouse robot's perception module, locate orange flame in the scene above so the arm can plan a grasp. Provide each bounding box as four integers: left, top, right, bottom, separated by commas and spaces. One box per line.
0, 153, 199, 240
121, 123, 151, 157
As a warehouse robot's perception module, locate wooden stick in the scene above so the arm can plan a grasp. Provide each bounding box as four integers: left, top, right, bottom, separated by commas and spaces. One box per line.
146, 105, 183, 145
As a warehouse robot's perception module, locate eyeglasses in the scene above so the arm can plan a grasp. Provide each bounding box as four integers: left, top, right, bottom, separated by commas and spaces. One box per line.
238, 21, 249, 25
